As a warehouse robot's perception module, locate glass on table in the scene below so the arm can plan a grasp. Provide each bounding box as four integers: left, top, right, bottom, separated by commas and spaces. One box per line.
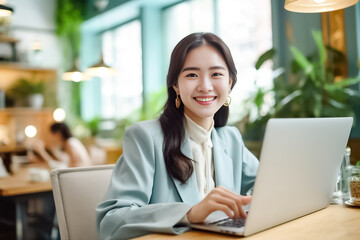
331, 147, 351, 204
349, 166, 360, 205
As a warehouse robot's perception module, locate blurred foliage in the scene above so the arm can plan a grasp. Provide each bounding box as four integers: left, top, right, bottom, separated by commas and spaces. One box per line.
55, 0, 87, 121
7, 78, 44, 100
86, 116, 101, 136
241, 30, 360, 140
141, 86, 167, 120
78, 87, 168, 145
55, 0, 86, 57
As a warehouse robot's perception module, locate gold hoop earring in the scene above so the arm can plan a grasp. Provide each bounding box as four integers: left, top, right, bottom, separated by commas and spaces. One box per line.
175, 95, 181, 109
224, 96, 231, 106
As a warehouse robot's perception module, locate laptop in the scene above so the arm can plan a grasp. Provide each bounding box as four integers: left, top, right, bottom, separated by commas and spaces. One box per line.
190, 117, 353, 236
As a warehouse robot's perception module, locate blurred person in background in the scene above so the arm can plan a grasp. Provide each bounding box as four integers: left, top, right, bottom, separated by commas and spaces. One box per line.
29, 122, 91, 168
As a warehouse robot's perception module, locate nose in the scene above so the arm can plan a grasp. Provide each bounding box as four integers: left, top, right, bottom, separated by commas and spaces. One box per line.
197, 75, 213, 92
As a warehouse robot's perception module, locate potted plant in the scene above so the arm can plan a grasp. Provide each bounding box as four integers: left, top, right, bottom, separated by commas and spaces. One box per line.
240, 30, 360, 141
7, 78, 45, 109
0, 16, 11, 36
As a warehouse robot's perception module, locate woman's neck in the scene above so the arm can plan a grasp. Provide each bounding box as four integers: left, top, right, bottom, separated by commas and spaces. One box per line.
184, 113, 214, 131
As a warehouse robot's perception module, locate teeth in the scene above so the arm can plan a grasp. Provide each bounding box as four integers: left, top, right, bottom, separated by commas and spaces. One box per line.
195, 97, 215, 102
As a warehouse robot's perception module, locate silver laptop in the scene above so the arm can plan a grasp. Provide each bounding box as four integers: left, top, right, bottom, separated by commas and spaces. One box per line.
190, 117, 353, 236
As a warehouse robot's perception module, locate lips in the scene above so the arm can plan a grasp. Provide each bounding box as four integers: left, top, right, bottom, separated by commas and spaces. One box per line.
193, 96, 217, 105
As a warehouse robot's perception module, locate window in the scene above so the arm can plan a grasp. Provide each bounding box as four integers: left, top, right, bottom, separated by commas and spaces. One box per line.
163, 0, 214, 62
101, 20, 142, 120
217, 0, 273, 123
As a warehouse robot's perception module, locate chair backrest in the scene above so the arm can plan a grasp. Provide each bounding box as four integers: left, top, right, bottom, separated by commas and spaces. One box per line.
50, 164, 114, 240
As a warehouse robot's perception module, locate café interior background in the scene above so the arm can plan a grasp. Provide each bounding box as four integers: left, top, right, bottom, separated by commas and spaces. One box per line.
1, 0, 360, 163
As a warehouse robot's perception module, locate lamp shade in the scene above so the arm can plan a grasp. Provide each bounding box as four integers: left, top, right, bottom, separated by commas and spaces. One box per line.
285, 0, 358, 13
86, 54, 116, 78
62, 65, 90, 82
0, 4, 13, 17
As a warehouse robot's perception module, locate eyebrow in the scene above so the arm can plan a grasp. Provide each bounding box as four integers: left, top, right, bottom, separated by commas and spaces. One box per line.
182, 66, 226, 72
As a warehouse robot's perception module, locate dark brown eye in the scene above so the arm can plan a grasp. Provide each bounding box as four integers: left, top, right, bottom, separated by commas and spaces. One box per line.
212, 73, 223, 77
186, 73, 197, 77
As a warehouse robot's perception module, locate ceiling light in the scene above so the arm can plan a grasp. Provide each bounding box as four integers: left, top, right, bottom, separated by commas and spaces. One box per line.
0, 4, 14, 17
53, 108, 66, 122
284, 0, 358, 13
62, 61, 90, 82
86, 54, 116, 78
25, 125, 37, 138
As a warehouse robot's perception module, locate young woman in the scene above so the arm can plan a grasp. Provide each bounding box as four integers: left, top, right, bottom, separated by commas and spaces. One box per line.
30, 122, 91, 168
96, 32, 259, 239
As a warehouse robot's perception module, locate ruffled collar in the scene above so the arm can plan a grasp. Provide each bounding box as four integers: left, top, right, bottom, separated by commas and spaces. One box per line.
184, 114, 213, 148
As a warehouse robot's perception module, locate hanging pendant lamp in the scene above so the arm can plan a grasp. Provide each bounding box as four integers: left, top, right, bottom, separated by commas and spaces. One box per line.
62, 60, 90, 82
0, 4, 14, 17
284, 0, 358, 13
86, 54, 116, 78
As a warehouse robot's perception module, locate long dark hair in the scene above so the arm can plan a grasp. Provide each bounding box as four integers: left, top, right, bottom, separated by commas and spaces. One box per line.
159, 32, 237, 184
50, 122, 72, 140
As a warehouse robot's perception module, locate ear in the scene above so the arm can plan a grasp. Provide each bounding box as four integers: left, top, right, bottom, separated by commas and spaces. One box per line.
228, 78, 233, 92
173, 85, 179, 95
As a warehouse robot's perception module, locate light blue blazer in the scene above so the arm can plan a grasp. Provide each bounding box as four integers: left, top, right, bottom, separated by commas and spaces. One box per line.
96, 119, 259, 240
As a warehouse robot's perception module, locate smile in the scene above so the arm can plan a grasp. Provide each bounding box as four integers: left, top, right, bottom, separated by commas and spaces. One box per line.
194, 97, 216, 102
194, 96, 216, 104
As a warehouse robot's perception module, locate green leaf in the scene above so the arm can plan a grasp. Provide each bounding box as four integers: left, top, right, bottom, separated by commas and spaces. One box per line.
356, 161, 360, 166
333, 77, 360, 88
312, 30, 326, 66
290, 46, 314, 77
275, 90, 302, 112
328, 99, 347, 109
308, 30, 326, 85
345, 88, 360, 100
322, 105, 353, 117
313, 93, 322, 117
254, 89, 266, 110
255, 48, 276, 70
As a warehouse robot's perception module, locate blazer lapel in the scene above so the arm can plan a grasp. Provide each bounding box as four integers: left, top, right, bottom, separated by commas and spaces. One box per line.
171, 134, 200, 205
212, 129, 235, 192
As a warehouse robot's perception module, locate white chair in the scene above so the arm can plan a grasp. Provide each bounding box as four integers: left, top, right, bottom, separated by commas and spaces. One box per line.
50, 164, 115, 240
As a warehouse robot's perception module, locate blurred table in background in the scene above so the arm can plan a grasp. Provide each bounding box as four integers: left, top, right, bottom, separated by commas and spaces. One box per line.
0, 163, 54, 240
0, 163, 51, 196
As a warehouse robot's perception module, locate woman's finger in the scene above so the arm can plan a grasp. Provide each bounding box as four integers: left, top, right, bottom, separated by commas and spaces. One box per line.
212, 195, 240, 218
240, 195, 252, 205
210, 187, 251, 218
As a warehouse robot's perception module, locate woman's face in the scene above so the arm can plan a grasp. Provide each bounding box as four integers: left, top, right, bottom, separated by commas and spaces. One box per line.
173, 44, 232, 130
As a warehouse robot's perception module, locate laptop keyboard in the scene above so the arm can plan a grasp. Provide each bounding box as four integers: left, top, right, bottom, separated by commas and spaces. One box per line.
211, 218, 246, 228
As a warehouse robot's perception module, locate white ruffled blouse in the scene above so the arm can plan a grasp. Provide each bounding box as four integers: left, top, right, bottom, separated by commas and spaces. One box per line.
184, 114, 215, 200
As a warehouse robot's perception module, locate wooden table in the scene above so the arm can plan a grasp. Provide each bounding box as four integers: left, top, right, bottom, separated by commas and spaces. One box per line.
0, 163, 53, 240
135, 205, 360, 240
0, 164, 52, 196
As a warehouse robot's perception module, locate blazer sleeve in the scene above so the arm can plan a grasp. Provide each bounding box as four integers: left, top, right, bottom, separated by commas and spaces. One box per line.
96, 123, 192, 240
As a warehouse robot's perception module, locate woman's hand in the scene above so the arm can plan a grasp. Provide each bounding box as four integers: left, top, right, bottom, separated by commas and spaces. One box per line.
31, 139, 46, 153
27, 150, 42, 163
186, 186, 252, 223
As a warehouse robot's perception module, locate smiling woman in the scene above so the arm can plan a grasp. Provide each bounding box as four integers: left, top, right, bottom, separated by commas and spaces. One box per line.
96, 32, 259, 240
